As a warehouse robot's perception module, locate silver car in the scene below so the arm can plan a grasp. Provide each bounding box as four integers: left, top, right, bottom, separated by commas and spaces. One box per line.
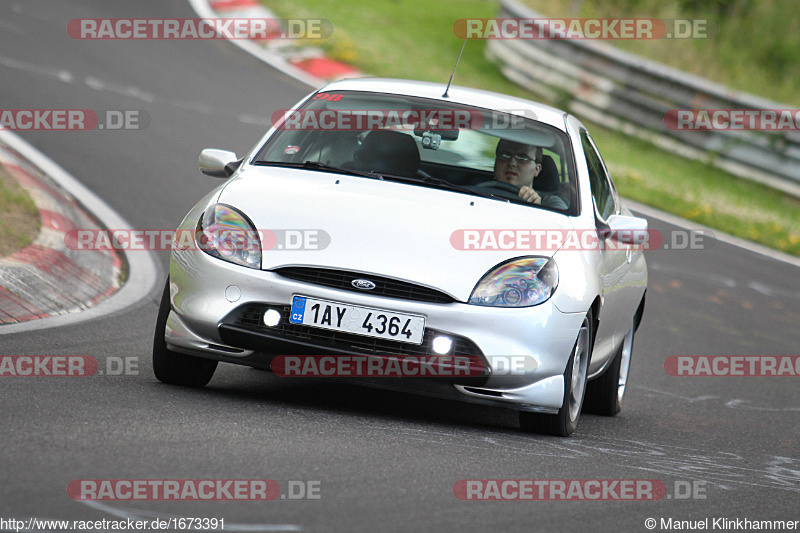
153, 78, 647, 436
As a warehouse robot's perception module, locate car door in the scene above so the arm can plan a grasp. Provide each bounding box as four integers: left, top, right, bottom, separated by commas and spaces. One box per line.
579, 129, 631, 374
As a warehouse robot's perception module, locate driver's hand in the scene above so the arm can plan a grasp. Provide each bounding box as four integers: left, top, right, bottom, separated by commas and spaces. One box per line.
518, 186, 542, 204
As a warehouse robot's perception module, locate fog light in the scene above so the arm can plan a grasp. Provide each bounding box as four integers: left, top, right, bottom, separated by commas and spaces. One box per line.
263, 309, 281, 327
432, 336, 453, 355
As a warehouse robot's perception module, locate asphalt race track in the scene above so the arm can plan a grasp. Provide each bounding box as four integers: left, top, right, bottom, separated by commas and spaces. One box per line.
1, 1, 798, 531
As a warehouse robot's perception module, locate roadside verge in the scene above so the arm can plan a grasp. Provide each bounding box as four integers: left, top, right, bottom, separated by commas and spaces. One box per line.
0, 130, 159, 334
190, 0, 359, 87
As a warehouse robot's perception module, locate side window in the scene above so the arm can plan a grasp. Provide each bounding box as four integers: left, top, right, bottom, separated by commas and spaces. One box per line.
580, 130, 617, 220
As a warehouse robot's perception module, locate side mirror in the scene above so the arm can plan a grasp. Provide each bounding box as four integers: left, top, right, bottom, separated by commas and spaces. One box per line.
603, 214, 648, 245
199, 149, 238, 178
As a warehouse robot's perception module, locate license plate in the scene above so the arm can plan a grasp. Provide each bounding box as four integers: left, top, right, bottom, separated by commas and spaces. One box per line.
289, 296, 425, 345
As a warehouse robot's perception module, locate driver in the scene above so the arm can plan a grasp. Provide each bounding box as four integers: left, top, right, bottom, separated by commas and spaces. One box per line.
493, 139, 567, 209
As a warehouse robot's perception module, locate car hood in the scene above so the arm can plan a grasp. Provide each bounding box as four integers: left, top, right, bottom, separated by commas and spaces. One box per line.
218, 166, 574, 302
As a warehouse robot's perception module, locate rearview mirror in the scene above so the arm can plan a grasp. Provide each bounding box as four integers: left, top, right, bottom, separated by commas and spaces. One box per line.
199, 149, 238, 178
413, 127, 459, 141
603, 214, 648, 245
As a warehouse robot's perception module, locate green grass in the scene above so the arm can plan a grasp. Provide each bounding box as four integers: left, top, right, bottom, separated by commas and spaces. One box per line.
522, 0, 800, 107
589, 122, 800, 253
261, 0, 800, 256
0, 166, 40, 258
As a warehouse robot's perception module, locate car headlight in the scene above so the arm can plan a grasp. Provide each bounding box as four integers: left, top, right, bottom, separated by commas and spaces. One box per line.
468, 257, 558, 307
196, 203, 261, 269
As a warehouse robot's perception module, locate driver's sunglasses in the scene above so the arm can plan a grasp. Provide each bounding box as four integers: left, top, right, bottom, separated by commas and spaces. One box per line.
497, 152, 536, 164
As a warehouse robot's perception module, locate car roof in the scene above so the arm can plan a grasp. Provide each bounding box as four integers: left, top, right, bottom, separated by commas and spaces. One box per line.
318, 78, 570, 132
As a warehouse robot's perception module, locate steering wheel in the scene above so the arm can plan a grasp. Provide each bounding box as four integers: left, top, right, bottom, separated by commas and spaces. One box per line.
474, 180, 522, 200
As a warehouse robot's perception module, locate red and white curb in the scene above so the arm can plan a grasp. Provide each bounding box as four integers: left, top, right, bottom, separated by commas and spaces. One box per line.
0, 130, 158, 334
0, 144, 124, 324
191, 0, 361, 85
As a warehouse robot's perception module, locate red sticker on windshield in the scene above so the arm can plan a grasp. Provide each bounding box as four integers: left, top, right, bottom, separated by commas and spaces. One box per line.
312, 92, 343, 102
284, 145, 300, 154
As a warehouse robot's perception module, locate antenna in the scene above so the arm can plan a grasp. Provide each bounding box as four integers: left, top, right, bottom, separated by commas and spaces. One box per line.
442, 37, 468, 98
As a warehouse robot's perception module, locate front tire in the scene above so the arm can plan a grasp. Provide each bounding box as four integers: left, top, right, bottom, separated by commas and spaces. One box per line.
152, 279, 218, 387
583, 318, 635, 416
519, 312, 592, 436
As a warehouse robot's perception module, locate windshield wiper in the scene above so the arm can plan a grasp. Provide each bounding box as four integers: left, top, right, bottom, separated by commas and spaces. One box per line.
379, 174, 508, 201
253, 161, 520, 203
252, 160, 382, 180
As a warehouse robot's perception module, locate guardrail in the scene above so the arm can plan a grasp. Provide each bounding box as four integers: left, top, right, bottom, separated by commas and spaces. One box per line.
486, 0, 800, 198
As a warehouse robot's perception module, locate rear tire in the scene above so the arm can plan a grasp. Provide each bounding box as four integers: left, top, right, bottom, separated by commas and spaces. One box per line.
152, 279, 218, 387
519, 311, 592, 436
583, 319, 635, 416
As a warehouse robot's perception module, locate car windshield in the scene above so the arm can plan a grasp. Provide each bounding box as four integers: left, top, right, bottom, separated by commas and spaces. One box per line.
254, 91, 576, 213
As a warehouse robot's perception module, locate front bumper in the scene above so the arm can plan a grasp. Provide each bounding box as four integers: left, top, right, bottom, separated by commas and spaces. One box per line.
166, 247, 586, 412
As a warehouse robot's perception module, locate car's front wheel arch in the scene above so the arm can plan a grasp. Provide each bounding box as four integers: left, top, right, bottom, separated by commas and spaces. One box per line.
519, 308, 594, 436
152, 278, 218, 387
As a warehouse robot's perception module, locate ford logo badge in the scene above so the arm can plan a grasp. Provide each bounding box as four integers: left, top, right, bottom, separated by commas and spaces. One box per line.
351, 279, 376, 290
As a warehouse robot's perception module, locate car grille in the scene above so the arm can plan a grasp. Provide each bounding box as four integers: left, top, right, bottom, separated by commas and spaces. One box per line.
232, 303, 482, 357
272, 267, 456, 304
